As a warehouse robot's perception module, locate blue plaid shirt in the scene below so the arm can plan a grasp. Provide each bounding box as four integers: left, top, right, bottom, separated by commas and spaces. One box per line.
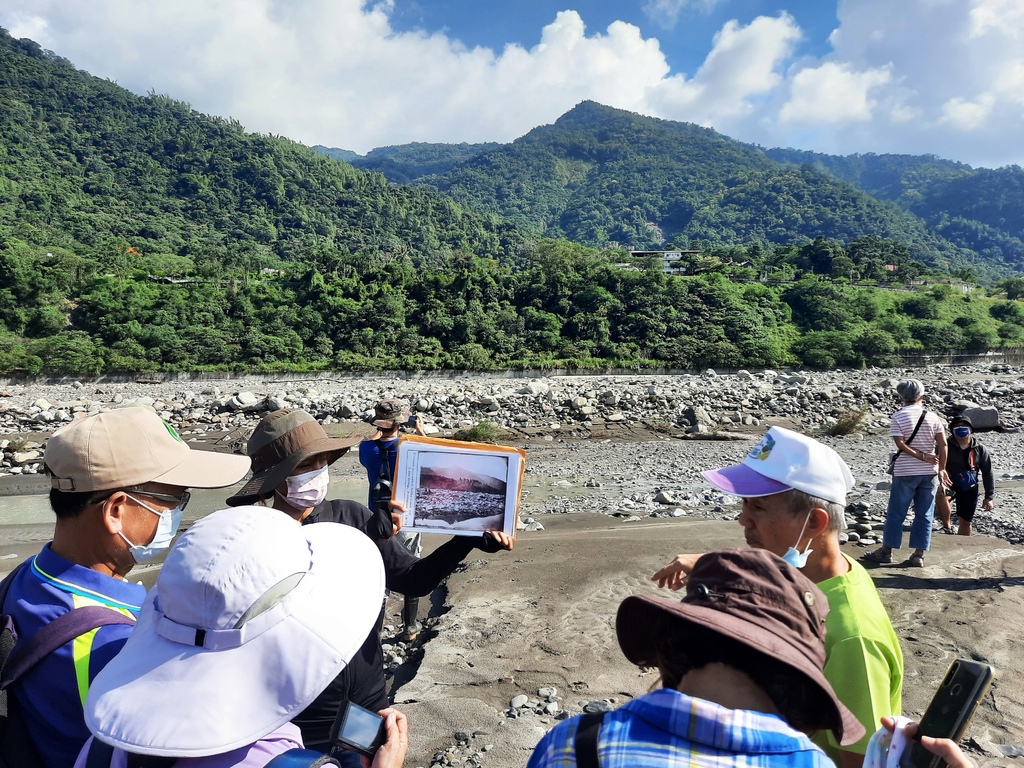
527, 688, 835, 768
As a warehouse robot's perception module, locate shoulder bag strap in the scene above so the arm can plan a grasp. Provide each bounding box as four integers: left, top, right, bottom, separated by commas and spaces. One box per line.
574, 711, 607, 768
84, 738, 115, 768
264, 748, 340, 767
898, 410, 928, 456
1, 606, 135, 689
0, 559, 32, 614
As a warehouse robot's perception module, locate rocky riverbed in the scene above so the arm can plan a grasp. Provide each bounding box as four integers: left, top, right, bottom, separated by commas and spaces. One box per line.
3, 364, 1024, 542
3, 365, 1024, 765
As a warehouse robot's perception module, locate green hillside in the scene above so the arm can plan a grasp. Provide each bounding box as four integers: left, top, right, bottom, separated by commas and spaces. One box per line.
3, 29, 1024, 377
345, 142, 500, 184
764, 149, 1024, 271
362, 102, 982, 274
0, 29, 523, 268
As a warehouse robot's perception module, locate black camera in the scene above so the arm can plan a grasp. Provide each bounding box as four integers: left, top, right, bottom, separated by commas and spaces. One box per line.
371, 478, 393, 513
331, 702, 386, 757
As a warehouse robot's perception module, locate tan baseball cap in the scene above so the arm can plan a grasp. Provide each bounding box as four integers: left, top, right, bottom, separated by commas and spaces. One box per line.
45, 407, 251, 493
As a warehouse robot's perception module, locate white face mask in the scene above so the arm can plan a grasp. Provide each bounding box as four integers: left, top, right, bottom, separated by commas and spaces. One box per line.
118, 495, 185, 563
781, 509, 814, 569
277, 466, 329, 510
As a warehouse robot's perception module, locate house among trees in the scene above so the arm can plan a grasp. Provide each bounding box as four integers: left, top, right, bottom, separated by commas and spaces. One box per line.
629, 249, 701, 273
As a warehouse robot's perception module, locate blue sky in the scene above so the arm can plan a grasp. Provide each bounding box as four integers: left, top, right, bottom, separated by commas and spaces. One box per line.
1, 1, 1022, 168
388, 0, 838, 76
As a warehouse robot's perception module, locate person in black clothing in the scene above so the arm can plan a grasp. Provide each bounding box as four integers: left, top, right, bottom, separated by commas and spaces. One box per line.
936, 415, 994, 537
359, 398, 428, 642
225, 408, 514, 762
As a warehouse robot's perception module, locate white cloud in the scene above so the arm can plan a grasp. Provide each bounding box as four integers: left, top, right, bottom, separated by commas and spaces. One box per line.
642, 0, 723, 30
0, 1, 797, 155
647, 14, 802, 126
941, 94, 996, 130
969, 0, 1024, 38
4, 11, 47, 42
779, 62, 891, 124
763, 0, 1024, 166
0, 0, 1022, 167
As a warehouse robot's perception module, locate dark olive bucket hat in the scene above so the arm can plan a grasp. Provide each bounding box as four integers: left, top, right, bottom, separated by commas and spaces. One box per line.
225, 409, 360, 507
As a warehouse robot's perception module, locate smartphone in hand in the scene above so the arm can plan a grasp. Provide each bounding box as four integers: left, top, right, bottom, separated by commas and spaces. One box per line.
907, 658, 994, 768
331, 701, 386, 758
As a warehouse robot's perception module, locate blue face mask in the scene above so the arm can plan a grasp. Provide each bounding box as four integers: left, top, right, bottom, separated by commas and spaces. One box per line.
952, 426, 971, 439
781, 510, 814, 569
119, 495, 185, 563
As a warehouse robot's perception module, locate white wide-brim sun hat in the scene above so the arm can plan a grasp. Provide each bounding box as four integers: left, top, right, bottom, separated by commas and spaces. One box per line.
85, 505, 385, 758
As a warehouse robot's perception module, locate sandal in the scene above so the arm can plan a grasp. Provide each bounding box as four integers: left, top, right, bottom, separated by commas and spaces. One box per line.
908, 553, 925, 568
861, 548, 893, 564
939, 525, 954, 535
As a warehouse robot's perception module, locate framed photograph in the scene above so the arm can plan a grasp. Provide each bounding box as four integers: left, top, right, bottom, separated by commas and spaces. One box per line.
391, 435, 526, 537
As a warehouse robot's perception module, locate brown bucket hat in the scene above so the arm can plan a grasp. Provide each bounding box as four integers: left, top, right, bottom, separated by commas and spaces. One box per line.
371, 398, 410, 429
616, 548, 865, 746
225, 409, 360, 507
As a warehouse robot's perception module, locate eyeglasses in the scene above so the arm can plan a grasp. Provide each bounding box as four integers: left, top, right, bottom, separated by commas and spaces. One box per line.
91, 489, 191, 512
133, 490, 191, 511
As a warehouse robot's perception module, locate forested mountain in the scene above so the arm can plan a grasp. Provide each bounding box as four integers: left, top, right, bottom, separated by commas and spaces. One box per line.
765, 149, 1024, 270
310, 145, 361, 163
0, 29, 524, 269
4, 28, 1024, 377
332, 101, 996, 273
332, 142, 500, 185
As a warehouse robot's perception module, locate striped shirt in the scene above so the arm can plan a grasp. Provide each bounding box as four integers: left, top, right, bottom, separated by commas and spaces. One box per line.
889, 404, 945, 477
526, 688, 833, 768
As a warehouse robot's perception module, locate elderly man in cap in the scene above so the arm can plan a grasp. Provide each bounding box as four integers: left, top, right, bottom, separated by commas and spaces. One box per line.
531, 548, 864, 767
0, 407, 250, 768
652, 426, 903, 768
359, 398, 427, 641
864, 378, 947, 567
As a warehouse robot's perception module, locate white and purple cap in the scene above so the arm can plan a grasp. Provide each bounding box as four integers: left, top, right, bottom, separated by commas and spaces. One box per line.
702, 426, 854, 505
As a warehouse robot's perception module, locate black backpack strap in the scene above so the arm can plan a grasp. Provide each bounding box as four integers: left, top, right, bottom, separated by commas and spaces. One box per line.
574, 711, 606, 768
265, 748, 340, 767
377, 441, 393, 482
1, 606, 135, 689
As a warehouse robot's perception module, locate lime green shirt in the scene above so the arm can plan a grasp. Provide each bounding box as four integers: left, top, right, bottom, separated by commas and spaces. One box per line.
812, 554, 904, 763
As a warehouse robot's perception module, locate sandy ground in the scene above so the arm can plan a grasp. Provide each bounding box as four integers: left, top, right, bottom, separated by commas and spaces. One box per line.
2, 429, 1022, 766
387, 514, 1024, 767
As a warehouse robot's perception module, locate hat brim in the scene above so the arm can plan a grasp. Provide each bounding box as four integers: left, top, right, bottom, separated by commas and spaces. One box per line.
85, 514, 385, 757
702, 463, 791, 498
616, 594, 865, 746
148, 448, 251, 490
225, 435, 359, 507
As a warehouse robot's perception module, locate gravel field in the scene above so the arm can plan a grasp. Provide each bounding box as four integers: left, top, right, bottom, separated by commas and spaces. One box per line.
2, 365, 1024, 765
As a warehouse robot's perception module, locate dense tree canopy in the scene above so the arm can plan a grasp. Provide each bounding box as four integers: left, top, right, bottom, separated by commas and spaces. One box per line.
2, 30, 1023, 376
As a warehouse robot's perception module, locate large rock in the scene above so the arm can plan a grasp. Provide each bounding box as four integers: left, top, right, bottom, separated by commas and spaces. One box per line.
960, 405, 1000, 430
517, 380, 549, 396
680, 405, 714, 428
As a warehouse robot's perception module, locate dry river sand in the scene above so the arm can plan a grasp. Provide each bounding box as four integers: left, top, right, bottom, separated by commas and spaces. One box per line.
384, 434, 1024, 768
1, 427, 1022, 767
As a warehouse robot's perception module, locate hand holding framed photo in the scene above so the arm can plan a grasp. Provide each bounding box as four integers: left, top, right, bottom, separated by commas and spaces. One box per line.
391, 435, 525, 538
